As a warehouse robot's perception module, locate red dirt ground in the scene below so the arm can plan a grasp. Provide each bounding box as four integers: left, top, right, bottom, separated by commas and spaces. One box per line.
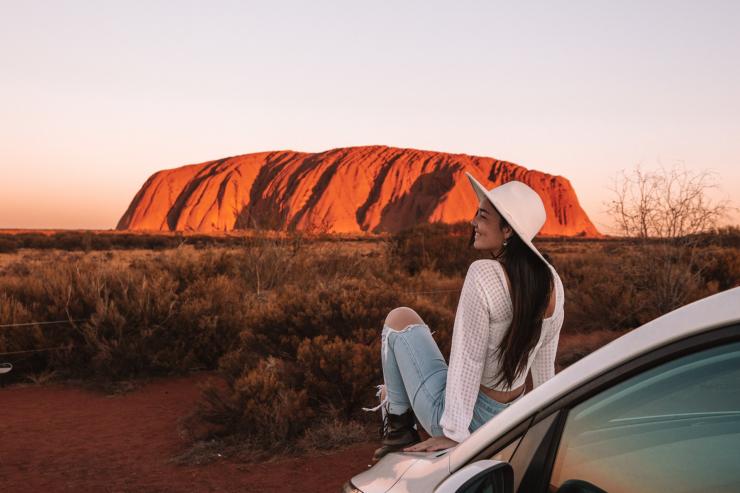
0, 374, 378, 492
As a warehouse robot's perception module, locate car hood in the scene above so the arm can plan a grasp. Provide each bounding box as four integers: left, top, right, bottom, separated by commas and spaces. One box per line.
351, 450, 450, 493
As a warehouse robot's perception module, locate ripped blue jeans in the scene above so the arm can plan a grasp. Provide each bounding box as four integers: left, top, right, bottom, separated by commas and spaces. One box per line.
363, 323, 523, 438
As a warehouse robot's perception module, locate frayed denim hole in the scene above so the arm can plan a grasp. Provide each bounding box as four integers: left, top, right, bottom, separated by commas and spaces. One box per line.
381, 324, 393, 362
400, 322, 428, 333
383, 323, 429, 355
385, 322, 428, 336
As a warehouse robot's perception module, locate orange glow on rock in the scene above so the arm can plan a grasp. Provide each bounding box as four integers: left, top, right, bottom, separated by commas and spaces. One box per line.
117, 145, 600, 236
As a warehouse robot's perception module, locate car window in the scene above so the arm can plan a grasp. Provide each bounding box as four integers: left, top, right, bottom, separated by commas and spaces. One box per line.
549, 338, 740, 493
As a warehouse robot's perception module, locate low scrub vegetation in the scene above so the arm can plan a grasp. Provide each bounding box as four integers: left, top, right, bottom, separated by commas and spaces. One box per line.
1, 225, 737, 456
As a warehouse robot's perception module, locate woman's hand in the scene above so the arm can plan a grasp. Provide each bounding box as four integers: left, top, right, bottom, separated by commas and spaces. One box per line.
403, 435, 458, 452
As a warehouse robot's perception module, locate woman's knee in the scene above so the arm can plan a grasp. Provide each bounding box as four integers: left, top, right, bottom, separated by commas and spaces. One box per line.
384, 306, 424, 332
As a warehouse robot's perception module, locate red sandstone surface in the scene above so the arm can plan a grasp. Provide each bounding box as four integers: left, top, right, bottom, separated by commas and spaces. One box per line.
117, 145, 600, 236
0, 375, 376, 493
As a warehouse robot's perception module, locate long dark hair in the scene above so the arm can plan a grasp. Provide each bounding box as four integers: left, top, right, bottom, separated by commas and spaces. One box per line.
469, 213, 553, 389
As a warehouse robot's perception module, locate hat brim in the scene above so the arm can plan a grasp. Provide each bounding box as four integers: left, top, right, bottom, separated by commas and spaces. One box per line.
465, 172, 550, 268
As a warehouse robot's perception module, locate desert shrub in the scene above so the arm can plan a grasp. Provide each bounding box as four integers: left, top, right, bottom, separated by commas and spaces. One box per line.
297, 333, 381, 418
211, 273, 451, 382
296, 413, 369, 452
0, 238, 18, 253
390, 221, 479, 276
187, 268, 457, 449
301, 241, 400, 284
0, 293, 36, 355
228, 240, 302, 293
242, 275, 454, 358
0, 248, 255, 381
192, 357, 311, 447
147, 248, 230, 292
693, 246, 740, 291
555, 251, 643, 332
633, 245, 711, 320
68, 269, 248, 379
12, 256, 183, 378
49, 232, 91, 251
389, 221, 560, 280
553, 240, 739, 333
165, 275, 251, 368
232, 357, 311, 444
189, 337, 376, 449
555, 329, 628, 370
17, 233, 53, 249
0, 231, 267, 252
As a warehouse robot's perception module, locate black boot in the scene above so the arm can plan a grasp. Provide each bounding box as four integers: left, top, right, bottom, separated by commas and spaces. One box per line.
372, 406, 421, 461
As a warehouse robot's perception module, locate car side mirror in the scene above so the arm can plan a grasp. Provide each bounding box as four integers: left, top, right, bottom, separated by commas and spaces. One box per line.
434, 460, 514, 493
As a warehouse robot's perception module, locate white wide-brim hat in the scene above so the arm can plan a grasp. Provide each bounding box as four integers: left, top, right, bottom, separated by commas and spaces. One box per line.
465, 172, 550, 267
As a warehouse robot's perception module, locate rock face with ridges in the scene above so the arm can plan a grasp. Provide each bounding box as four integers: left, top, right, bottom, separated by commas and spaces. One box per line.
117, 145, 600, 236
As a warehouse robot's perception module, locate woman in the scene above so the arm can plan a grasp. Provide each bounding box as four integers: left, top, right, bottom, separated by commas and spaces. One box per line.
365, 172, 565, 460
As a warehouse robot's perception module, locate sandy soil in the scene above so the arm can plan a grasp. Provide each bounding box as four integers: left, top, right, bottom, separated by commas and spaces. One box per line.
0, 375, 378, 492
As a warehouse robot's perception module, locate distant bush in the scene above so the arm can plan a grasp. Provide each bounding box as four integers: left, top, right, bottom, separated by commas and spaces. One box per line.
0, 238, 18, 253
0, 231, 298, 252
390, 221, 479, 276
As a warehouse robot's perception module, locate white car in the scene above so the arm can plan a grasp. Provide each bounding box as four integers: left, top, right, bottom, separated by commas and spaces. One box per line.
344, 287, 740, 493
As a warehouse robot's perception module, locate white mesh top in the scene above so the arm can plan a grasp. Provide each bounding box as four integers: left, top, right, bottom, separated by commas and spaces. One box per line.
439, 259, 565, 443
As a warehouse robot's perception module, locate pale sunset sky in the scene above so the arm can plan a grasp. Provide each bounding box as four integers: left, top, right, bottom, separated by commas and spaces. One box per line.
1, 0, 738, 232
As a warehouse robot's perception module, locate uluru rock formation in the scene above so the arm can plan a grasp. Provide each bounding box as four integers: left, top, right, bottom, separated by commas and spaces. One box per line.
117, 145, 600, 236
